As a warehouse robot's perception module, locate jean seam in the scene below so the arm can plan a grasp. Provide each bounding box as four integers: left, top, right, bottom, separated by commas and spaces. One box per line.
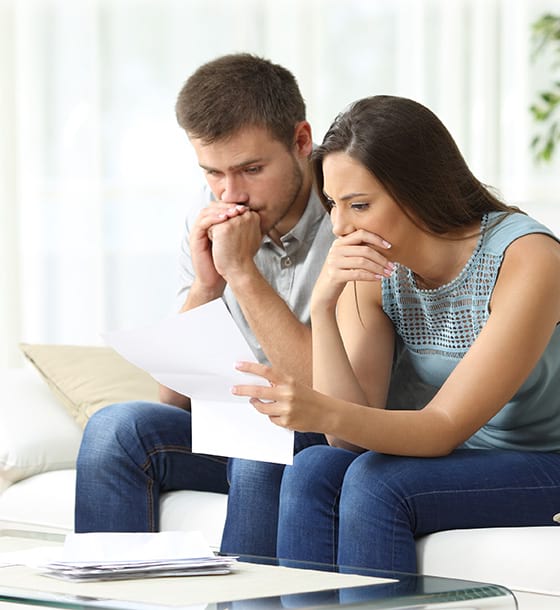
331, 486, 342, 566
137, 445, 227, 532
404, 482, 560, 500
147, 477, 155, 532
140, 445, 228, 473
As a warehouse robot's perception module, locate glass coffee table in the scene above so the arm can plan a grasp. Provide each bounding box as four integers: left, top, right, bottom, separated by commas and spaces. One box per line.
0, 529, 517, 609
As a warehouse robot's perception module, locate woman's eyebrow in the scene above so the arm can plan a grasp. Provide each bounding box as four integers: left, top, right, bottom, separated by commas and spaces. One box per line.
340, 192, 369, 201
322, 191, 369, 201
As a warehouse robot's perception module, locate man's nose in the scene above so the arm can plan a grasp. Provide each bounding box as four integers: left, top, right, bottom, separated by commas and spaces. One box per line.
221, 176, 249, 204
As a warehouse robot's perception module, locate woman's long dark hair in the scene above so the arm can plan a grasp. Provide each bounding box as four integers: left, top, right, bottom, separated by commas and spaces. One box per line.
313, 96, 521, 234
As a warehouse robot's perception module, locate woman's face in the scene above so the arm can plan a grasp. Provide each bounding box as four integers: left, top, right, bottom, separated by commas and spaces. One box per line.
322, 152, 414, 246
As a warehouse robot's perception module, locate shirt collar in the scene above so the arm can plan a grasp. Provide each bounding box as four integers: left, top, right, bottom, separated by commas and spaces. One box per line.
262, 189, 327, 248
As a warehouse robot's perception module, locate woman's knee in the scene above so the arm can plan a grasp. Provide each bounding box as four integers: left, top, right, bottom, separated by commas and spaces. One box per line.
340, 452, 425, 520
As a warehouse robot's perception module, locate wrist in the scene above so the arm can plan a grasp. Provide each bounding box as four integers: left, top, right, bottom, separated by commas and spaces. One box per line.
182, 280, 224, 311
221, 260, 260, 289
321, 395, 344, 438
311, 298, 338, 319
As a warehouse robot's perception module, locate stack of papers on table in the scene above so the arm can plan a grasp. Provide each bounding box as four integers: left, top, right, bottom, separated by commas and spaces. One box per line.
37, 531, 237, 582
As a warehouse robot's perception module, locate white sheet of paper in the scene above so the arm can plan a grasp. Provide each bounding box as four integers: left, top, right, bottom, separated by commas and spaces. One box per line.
103, 298, 294, 464
191, 398, 293, 465
60, 531, 212, 563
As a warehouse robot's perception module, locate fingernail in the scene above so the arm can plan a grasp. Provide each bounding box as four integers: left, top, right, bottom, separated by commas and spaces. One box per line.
382, 240, 392, 248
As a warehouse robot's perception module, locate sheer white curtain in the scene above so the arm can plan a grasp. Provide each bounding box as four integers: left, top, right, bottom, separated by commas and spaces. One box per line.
1, 0, 559, 367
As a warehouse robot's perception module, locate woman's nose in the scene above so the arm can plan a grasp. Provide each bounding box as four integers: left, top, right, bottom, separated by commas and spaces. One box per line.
331, 208, 354, 237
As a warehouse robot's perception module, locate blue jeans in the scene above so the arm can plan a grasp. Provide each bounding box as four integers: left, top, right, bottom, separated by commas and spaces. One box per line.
220, 432, 328, 556
277, 445, 560, 573
75, 401, 229, 532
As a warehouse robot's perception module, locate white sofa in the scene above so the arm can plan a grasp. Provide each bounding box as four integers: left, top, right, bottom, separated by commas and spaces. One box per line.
1, 363, 560, 605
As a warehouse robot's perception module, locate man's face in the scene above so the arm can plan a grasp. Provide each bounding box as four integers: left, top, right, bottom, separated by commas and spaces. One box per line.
190, 125, 311, 235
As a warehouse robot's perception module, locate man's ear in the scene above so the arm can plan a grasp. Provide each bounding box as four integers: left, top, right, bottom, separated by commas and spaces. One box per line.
293, 121, 313, 157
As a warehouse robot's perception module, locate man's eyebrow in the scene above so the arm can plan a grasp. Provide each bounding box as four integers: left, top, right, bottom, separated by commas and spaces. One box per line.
199, 158, 265, 172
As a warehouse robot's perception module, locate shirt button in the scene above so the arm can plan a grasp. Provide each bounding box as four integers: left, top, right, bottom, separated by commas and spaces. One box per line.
282, 257, 292, 268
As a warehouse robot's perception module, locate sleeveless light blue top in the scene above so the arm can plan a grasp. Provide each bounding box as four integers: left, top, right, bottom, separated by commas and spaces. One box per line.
382, 211, 560, 451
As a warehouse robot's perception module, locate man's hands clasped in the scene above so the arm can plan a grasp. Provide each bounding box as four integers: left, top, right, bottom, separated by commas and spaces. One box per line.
190, 201, 263, 298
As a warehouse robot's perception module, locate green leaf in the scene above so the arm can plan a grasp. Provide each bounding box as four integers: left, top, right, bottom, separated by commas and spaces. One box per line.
530, 13, 560, 162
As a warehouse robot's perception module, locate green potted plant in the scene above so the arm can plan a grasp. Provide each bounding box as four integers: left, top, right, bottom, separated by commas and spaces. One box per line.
530, 13, 560, 162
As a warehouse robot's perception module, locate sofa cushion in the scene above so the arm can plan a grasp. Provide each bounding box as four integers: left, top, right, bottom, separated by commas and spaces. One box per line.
0, 468, 228, 550
20, 343, 159, 428
0, 368, 82, 492
417, 526, 560, 595
0, 468, 76, 532
160, 490, 227, 550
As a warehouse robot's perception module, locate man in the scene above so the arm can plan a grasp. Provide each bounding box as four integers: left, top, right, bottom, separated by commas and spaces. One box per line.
75, 54, 333, 549
75, 53, 432, 556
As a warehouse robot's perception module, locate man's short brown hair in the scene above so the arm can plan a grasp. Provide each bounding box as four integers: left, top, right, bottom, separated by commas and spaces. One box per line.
175, 53, 306, 149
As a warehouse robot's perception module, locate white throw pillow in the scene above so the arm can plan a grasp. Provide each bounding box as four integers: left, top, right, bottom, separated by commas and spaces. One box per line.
0, 367, 82, 492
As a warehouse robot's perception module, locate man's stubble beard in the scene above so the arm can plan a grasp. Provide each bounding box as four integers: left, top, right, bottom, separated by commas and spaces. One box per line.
262, 156, 306, 236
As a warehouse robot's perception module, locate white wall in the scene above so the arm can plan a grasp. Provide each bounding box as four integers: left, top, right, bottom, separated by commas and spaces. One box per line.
1, 0, 559, 366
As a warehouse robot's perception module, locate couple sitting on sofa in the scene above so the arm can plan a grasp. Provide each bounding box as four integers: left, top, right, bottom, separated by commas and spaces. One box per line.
75, 53, 560, 575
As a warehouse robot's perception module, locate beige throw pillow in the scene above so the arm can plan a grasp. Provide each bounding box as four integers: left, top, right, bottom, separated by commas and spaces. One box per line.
19, 343, 159, 428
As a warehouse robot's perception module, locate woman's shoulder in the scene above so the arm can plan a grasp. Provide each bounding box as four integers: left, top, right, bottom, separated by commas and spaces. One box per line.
483, 210, 559, 255
494, 213, 560, 288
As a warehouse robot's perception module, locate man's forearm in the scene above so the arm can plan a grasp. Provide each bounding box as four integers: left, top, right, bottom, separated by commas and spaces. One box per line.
158, 385, 192, 410
228, 267, 312, 385
180, 279, 224, 312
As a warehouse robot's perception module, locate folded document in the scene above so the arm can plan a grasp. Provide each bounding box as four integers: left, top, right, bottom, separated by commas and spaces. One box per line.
37, 531, 237, 582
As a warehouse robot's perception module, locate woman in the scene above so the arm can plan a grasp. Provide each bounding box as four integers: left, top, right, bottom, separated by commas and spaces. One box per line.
231, 95, 560, 574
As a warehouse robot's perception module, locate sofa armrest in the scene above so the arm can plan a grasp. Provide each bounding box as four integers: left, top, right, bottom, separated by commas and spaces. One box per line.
0, 367, 82, 492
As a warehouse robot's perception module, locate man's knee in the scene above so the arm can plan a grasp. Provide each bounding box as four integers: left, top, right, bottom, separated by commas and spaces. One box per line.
78, 401, 161, 467
227, 457, 284, 487
82, 402, 140, 441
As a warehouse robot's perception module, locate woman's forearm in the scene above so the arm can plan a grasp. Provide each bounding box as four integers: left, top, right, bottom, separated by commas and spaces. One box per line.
311, 308, 370, 406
